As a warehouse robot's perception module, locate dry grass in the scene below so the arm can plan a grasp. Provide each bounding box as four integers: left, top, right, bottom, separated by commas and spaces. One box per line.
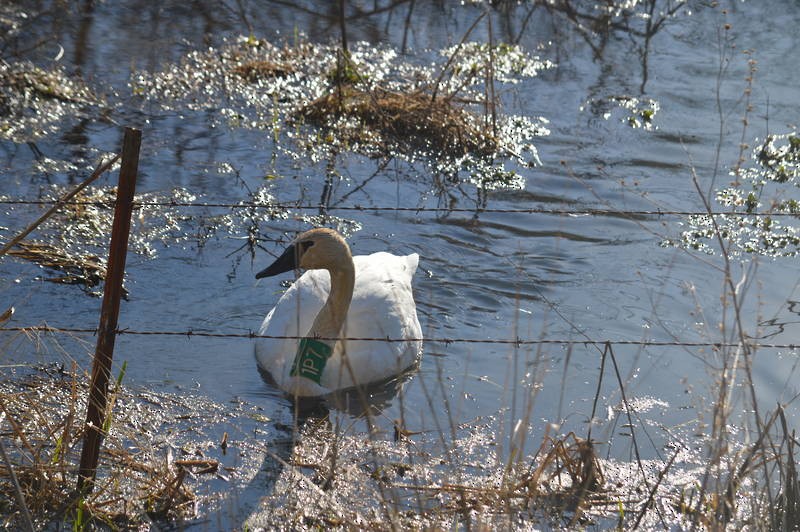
232, 60, 296, 82
7, 241, 106, 288
0, 364, 234, 529
408, 432, 607, 526
300, 85, 499, 161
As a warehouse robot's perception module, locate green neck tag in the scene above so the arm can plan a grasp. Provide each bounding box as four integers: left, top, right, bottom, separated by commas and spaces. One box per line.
290, 338, 333, 384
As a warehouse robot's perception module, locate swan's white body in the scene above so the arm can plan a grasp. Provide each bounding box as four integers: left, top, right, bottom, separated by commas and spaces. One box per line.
255, 247, 422, 397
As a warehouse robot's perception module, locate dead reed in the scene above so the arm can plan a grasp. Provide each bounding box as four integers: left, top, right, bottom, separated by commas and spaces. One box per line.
7, 241, 106, 288
0, 363, 230, 529
300, 86, 499, 161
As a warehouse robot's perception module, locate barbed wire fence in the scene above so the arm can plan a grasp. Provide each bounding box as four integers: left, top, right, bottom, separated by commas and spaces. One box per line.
2, 162, 798, 352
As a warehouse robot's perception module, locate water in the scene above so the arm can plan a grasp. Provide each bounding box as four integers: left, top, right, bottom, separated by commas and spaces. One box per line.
2, 0, 800, 523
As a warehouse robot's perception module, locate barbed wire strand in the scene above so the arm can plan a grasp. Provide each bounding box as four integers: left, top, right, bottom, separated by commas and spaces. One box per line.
0, 198, 794, 218
0, 325, 796, 350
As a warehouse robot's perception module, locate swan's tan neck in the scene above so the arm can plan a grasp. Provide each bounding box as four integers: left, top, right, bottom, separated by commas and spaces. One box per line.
308, 257, 355, 345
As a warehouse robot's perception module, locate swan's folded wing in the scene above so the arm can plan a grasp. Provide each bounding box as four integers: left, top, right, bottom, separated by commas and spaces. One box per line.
255, 269, 330, 385
341, 253, 422, 382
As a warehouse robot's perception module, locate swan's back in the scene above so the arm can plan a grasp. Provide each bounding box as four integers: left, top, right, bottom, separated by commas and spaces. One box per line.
255, 251, 422, 396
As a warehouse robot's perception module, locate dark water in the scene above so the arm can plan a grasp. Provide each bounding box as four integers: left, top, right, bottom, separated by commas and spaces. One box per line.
2, 0, 800, 517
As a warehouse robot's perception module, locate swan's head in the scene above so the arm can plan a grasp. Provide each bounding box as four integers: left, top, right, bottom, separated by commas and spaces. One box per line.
256, 228, 352, 279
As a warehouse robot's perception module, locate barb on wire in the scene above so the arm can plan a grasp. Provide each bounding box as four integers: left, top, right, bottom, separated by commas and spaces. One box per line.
1, 325, 798, 350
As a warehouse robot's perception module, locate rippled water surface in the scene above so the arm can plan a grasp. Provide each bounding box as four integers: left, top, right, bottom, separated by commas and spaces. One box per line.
2, 0, 800, 524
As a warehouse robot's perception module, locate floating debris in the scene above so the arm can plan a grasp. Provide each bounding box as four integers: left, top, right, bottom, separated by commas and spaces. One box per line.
7, 241, 107, 289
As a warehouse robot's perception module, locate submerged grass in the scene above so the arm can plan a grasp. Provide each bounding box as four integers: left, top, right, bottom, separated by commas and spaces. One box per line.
132, 33, 550, 199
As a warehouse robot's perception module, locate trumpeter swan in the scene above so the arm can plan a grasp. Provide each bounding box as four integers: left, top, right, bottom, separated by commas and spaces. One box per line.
255, 228, 422, 397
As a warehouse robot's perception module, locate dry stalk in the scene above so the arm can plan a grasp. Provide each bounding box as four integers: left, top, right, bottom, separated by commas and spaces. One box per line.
773, 406, 800, 529
0, 413, 34, 531
0, 154, 119, 258
7, 241, 107, 287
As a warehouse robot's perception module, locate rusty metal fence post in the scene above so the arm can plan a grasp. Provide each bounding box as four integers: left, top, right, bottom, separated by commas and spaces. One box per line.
77, 127, 141, 492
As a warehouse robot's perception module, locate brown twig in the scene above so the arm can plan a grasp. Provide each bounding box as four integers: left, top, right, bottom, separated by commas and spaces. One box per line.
0, 154, 120, 258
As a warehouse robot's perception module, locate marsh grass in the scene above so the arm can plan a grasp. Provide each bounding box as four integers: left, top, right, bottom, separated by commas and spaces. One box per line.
0, 340, 670, 530
0, 364, 191, 528
300, 86, 499, 164
6, 241, 107, 289
0, 346, 268, 530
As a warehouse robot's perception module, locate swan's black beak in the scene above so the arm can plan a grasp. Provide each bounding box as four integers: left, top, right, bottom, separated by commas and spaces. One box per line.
256, 244, 297, 279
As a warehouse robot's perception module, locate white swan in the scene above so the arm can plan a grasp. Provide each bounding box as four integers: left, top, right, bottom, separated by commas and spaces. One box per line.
254, 228, 422, 397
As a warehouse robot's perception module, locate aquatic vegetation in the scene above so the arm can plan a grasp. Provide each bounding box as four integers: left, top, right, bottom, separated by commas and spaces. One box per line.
0, 60, 102, 142
0, 183, 289, 292
132, 36, 552, 200
665, 132, 800, 257
581, 95, 660, 130
442, 42, 554, 85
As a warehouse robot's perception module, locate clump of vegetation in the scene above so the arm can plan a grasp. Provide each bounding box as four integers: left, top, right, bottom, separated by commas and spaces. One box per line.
665, 131, 800, 256
300, 86, 498, 162
295, 40, 551, 200
232, 59, 296, 82
582, 95, 660, 130
132, 35, 551, 201
0, 60, 102, 142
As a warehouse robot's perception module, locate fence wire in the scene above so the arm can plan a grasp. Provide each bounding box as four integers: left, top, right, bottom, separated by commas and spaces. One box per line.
1, 325, 797, 350
0, 198, 795, 218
